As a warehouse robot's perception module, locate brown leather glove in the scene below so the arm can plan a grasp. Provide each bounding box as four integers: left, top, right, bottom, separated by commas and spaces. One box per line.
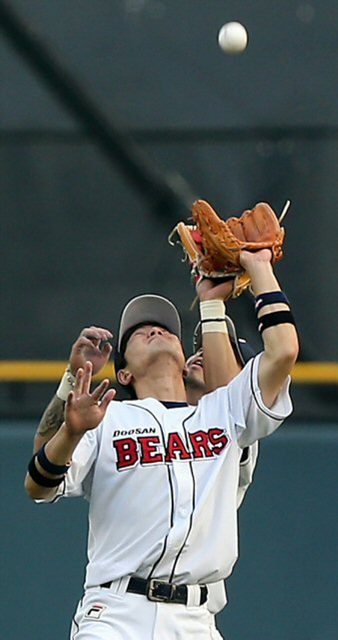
169, 199, 285, 298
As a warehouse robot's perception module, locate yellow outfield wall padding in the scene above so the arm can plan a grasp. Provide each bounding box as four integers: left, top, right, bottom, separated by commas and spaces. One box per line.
1, 361, 338, 384
0, 361, 115, 382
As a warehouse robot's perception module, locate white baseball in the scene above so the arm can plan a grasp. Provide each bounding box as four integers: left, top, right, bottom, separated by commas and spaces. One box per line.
218, 22, 248, 55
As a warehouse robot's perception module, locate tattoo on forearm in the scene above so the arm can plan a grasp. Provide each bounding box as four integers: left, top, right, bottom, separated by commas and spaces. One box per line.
36, 396, 65, 438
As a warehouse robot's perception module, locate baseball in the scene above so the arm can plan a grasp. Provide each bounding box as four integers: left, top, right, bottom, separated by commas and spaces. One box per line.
218, 22, 248, 54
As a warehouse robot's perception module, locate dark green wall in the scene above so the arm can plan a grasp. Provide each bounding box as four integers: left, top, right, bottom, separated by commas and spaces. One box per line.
1, 1, 338, 419
1, 420, 337, 640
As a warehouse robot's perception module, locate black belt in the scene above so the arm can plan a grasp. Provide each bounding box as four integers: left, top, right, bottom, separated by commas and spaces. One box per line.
100, 576, 208, 605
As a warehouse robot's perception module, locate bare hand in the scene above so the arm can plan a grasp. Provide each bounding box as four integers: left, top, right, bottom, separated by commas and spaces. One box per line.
196, 277, 234, 301
65, 361, 116, 435
239, 249, 273, 271
69, 326, 113, 376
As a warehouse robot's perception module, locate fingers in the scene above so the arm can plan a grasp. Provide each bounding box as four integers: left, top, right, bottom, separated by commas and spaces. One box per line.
70, 330, 114, 373
197, 276, 234, 301
99, 340, 113, 354
80, 326, 113, 344
65, 390, 75, 409
75, 336, 102, 350
74, 336, 113, 353
100, 388, 116, 412
82, 361, 93, 395
70, 364, 114, 410
91, 378, 110, 403
74, 366, 85, 395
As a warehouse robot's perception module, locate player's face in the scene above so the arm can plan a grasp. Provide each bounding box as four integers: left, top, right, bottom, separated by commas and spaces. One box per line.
124, 324, 186, 376
185, 348, 205, 385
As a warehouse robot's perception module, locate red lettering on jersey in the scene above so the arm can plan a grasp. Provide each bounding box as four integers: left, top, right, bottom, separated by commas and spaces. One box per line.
189, 430, 214, 458
209, 428, 228, 454
139, 436, 163, 464
166, 432, 191, 462
113, 427, 228, 470
113, 438, 138, 470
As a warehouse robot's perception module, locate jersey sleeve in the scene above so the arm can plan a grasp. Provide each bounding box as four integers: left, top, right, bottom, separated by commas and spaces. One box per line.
236, 441, 259, 508
41, 428, 99, 503
227, 352, 293, 447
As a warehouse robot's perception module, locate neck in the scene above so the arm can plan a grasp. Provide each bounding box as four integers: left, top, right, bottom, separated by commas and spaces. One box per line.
185, 378, 206, 406
185, 387, 203, 406
134, 363, 187, 402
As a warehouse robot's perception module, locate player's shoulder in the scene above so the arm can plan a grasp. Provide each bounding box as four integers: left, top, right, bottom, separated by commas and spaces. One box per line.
109, 397, 160, 412
226, 354, 261, 391
198, 355, 258, 405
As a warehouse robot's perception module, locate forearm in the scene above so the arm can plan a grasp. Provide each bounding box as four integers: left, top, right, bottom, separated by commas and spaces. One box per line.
247, 259, 299, 406
34, 395, 65, 453
26, 360, 113, 501
251, 261, 298, 360
202, 332, 241, 391
25, 423, 84, 500
200, 299, 241, 392
249, 259, 280, 296
33, 367, 76, 452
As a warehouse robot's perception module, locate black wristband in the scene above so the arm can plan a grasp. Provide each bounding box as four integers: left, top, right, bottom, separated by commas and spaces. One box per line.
28, 456, 65, 488
255, 291, 290, 314
200, 318, 226, 324
37, 443, 70, 475
258, 310, 295, 334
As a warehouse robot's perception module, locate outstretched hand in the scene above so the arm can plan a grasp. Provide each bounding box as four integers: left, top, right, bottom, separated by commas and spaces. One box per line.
69, 326, 113, 376
65, 361, 116, 435
196, 277, 234, 302
239, 248, 273, 270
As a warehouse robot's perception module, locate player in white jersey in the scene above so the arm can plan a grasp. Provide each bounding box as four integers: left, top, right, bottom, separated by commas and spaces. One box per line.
184, 315, 259, 614
25, 249, 299, 640
32, 306, 257, 619
185, 314, 259, 509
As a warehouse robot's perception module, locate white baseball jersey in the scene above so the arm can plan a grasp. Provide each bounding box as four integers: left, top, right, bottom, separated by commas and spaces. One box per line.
206, 441, 260, 613
49, 354, 291, 597
236, 440, 259, 508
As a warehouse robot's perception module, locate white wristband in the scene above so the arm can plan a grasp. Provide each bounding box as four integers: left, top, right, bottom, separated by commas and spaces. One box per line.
56, 367, 76, 401
199, 299, 228, 335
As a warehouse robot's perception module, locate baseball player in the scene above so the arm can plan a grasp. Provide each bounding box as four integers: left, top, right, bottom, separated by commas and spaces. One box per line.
25, 249, 298, 640
32, 307, 257, 620
32, 279, 236, 452
184, 315, 259, 615
184, 314, 259, 509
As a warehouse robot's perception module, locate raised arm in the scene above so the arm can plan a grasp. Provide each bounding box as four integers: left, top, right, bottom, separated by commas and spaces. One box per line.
240, 249, 299, 408
196, 279, 241, 392
33, 326, 113, 452
25, 362, 116, 501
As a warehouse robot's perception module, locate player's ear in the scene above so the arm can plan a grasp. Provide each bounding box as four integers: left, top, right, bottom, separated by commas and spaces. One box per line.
117, 368, 134, 387
182, 364, 188, 379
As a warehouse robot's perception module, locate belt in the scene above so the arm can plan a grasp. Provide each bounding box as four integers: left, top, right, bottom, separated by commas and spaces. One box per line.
100, 576, 208, 605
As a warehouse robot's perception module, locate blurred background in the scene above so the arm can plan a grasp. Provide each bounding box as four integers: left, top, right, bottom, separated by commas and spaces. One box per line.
0, 1, 337, 639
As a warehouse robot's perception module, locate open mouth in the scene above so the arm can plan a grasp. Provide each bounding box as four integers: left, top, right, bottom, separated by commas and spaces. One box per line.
191, 358, 203, 369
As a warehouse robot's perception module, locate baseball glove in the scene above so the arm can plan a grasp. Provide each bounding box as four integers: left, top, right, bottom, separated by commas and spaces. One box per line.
169, 199, 287, 298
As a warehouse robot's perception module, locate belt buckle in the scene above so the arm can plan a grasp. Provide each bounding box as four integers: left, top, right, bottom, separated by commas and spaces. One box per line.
147, 579, 175, 603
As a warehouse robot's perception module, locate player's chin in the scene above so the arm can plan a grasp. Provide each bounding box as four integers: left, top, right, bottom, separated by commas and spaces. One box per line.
186, 369, 204, 384
151, 343, 185, 366
151, 337, 182, 354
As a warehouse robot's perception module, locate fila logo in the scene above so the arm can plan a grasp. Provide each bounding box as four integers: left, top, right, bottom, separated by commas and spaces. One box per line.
85, 603, 106, 619
113, 428, 228, 471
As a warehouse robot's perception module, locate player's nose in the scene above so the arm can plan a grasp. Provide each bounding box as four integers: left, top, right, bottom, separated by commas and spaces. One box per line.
148, 326, 164, 337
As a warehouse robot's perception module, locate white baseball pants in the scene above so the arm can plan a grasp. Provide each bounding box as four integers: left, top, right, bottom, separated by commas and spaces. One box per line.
70, 587, 224, 639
